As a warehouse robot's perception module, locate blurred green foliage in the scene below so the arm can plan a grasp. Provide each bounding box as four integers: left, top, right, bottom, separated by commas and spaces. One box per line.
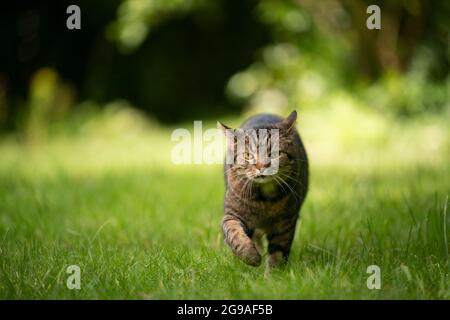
0, 0, 449, 136
224, 0, 449, 117
109, 0, 210, 52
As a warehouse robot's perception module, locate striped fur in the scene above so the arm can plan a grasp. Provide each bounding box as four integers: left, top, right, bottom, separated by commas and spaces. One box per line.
219, 111, 309, 269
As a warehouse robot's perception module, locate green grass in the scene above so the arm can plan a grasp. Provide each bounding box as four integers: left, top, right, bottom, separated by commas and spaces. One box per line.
0, 105, 449, 299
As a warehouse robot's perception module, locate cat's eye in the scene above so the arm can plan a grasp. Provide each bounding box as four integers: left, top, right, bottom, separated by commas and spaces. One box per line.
243, 152, 253, 161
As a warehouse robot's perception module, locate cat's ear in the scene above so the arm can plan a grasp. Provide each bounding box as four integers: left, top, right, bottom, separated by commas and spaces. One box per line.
217, 121, 236, 147
279, 111, 297, 132
217, 121, 232, 133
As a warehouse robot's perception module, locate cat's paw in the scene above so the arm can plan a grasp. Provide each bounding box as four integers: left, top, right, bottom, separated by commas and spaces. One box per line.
240, 245, 262, 267
267, 251, 285, 268
264, 252, 286, 278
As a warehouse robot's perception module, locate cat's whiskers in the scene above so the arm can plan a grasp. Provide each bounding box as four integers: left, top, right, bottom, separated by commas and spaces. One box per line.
244, 178, 252, 199
278, 170, 307, 191
231, 173, 248, 198
274, 174, 301, 204
264, 155, 281, 162
273, 176, 287, 195
236, 175, 252, 203
224, 166, 234, 175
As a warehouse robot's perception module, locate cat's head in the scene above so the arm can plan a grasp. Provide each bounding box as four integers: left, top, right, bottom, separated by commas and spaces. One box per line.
218, 111, 297, 185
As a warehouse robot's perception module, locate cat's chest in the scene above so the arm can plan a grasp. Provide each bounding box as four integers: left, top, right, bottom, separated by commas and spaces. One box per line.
250, 184, 290, 216
259, 181, 279, 199
227, 182, 290, 217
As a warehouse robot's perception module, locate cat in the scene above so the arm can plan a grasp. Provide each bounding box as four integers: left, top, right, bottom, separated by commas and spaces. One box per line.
217, 111, 308, 271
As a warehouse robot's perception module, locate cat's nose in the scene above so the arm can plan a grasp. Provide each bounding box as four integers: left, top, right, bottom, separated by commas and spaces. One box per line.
255, 161, 270, 169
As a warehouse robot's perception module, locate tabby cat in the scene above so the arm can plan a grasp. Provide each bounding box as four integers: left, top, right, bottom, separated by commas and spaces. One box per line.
218, 111, 308, 271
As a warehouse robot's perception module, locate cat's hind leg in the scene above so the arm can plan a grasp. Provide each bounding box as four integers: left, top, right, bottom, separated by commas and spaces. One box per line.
222, 214, 261, 267
265, 219, 297, 276
252, 229, 265, 256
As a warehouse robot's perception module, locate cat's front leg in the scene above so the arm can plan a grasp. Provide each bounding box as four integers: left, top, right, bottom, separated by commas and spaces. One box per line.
222, 214, 261, 267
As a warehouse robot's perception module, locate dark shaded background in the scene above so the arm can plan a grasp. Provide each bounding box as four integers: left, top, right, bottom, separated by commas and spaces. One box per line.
0, 0, 448, 130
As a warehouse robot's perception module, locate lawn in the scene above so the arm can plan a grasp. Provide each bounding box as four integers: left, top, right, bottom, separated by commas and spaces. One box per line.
0, 105, 449, 299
